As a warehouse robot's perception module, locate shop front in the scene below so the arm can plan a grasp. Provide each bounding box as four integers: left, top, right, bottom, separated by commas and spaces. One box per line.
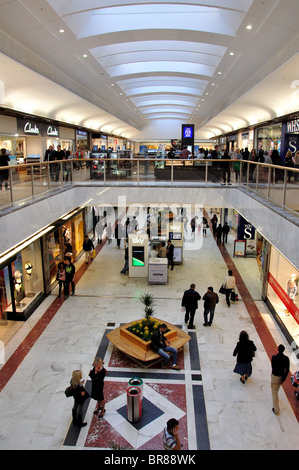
46, 209, 85, 290
281, 117, 299, 161
0, 226, 53, 321
266, 246, 299, 347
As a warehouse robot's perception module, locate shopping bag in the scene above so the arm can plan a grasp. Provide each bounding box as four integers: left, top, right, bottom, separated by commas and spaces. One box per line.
230, 291, 239, 302
219, 285, 226, 294
92, 249, 96, 258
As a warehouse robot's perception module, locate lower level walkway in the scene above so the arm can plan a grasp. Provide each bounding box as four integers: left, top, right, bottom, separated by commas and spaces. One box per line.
0, 217, 298, 450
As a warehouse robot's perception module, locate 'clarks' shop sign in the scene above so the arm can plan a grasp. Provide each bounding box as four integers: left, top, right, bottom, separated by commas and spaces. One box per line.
17, 118, 59, 138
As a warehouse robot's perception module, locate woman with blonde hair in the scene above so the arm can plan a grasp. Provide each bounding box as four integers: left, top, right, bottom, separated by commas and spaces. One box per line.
70, 370, 89, 428
89, 357, 107, 418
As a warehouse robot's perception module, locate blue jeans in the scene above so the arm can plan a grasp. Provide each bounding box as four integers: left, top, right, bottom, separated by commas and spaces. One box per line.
157, 346, 177, 366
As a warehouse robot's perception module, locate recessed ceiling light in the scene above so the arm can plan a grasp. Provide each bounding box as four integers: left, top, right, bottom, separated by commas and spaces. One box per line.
230, 52, 235, 56
211, 83, 215, 86
218, 72, 222, 75
83, 54, 88, 58
111, 83, 114, 86
59, 29, 64, 33
246, 25, 253, 30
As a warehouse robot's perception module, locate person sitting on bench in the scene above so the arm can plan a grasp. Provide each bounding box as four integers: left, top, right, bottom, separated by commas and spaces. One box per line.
151, 324, 180, 370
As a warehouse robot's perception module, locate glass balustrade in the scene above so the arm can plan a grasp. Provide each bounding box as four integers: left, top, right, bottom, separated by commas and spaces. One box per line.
0, 158, 298, 216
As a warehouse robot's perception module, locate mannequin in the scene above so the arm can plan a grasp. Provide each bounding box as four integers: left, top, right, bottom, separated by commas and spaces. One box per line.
286, 274, 298, 315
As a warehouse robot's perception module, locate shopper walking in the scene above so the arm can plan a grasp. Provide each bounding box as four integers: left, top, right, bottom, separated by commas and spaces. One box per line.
216, 223, 222, 246
166, 239, 174, 270
64, 257, 75, 298
202, 287, 219, 326
233, 331, 257, 384
181, 283, 201, 329
56, 261, 66, 298
223, 269, 236, 307
89, 357, 107, 418
83, 235, 94, 263
271, 344, 290, 415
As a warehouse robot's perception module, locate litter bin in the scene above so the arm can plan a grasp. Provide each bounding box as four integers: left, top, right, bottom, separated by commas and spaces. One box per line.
128, 377, 143, 398
127, 386, 142, 423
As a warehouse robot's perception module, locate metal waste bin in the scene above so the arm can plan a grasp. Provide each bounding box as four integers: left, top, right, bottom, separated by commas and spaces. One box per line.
128, 377, 143, 398
127, 386, 142, 423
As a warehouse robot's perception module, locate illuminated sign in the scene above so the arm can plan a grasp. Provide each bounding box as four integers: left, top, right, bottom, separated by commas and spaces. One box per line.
183, 126, 193, 139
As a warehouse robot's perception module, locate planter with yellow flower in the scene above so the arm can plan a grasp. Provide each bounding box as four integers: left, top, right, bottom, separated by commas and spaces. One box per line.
106, 293, 191, 364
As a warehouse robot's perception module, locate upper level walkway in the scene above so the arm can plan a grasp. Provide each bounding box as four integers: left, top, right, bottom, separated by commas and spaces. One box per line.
0, 158, 298, 219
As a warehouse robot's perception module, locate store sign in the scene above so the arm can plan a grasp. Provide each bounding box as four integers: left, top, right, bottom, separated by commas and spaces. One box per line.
268, 273, 299, 324
170, 224, 181, 231
132, 237, 144, 245
182, 125, 193, 139
237, 216, 255, 240
46, 125, 59, 137
24, 121, 40, 135
287, 119, 299, 133
241, 132, 249, 140
17, 118, 60, 137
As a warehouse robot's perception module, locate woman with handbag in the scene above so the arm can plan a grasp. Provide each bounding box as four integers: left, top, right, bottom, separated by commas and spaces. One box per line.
233, 331, 257, 384
223, 269, 236, 307
70, 370, 89, 427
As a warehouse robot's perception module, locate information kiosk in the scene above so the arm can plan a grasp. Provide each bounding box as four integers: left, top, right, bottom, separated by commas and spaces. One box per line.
167, 222, 183, 264
129, 233, 149, 278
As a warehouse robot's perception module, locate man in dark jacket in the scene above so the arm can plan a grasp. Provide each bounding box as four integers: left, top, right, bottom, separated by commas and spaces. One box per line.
166, 239, 174, 270
181, 283, 201, 329
202, 287, 219, 326
83, 235, 94, 264
271, 344, 290, 415
151, 324, 180, 370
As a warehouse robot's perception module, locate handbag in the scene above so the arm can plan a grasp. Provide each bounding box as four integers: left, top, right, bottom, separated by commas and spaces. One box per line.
64, 385, 74, 398
219, 284, 226, 294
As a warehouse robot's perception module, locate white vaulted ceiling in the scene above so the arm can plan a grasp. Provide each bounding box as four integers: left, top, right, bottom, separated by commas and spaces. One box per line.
0, 0, 298, 141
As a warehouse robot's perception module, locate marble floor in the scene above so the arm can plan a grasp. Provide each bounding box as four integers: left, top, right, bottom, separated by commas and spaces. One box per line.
0, 219, 298, 451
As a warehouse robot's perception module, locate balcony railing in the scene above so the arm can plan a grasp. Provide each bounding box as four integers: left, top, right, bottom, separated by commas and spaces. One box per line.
0, 157, 298, 216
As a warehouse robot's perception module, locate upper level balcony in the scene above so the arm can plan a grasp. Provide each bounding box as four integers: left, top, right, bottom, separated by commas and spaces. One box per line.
0, 157, 298, 222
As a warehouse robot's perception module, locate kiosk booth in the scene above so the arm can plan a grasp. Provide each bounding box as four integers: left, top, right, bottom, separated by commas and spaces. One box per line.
129, 233, 149, 278
167, 222, 183, 264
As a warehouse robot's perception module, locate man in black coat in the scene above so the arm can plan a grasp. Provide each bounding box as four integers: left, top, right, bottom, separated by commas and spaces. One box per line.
166, 239, 174, 270
181, 283, 201, 329
271, 344, 290, 415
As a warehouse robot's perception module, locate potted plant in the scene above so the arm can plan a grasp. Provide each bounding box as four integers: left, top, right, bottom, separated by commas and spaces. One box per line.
139, 292, 155, 320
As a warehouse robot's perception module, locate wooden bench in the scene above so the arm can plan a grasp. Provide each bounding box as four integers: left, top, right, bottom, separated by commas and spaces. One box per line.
106, 318, 190, 366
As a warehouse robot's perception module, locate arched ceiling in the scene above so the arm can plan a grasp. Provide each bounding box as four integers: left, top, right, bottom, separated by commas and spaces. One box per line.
0, 0, 298, 141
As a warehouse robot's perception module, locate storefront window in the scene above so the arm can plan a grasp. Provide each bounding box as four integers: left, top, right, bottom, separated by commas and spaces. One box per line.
2, 240, 44, 316
257, 124, 282, 153
0, 266, 11, 321
267, 246, 299, 341
73, 213, 84, 258
48, 229, 61, 286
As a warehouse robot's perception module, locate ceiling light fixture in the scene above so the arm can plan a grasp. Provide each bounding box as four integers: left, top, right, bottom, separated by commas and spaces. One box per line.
83, 54, 88, 58
246, 25, 253, 30
59, 29, 64, 33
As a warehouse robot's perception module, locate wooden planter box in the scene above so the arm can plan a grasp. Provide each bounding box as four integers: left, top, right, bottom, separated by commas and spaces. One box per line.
107, 318, 190, 364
